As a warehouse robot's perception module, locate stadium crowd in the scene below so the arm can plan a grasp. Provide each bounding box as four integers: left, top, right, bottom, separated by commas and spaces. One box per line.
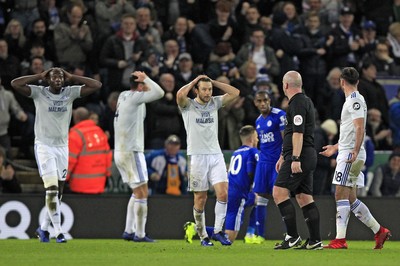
1, 0, 400, 196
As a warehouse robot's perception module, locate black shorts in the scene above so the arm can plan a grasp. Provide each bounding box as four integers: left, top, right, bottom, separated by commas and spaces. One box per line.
275, 147, 317, 195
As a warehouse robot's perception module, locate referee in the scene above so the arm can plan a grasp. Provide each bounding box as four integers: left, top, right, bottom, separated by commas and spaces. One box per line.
273, 71, 322, 250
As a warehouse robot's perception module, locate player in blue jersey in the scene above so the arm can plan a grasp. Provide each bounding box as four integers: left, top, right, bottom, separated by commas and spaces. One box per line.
252, 90, 286, 243
184, 125, 259, 243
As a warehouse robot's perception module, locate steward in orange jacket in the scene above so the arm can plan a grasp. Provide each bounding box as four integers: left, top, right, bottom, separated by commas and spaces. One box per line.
67, 107, 112, 194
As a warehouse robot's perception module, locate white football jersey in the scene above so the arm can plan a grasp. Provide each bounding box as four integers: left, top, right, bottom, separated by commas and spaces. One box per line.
179, 96, 223, 155
338, 91, 367, 152
29, 85, 81, 146
114, 77, 164, 152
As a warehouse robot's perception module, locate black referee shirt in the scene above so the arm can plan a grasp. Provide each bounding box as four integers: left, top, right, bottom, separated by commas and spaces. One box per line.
282, 93, 315, 157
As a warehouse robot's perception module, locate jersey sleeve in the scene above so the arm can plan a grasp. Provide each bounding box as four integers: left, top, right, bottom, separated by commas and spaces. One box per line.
246, 149, 259, 177
291, 98, 306, 133
214, 96, 224, 109
348, 97, 365, 120
278, 110, 286, 131
70, 85, 82, 99
138, 77, 165, 103
28, 85, 40, 99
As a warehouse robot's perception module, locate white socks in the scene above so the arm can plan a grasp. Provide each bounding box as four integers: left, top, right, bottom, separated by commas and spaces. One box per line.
134, 198, 148, 238
351, 199, 380, 234
214, 200, 227, 233
45, 190, 62, 236
336, 199, 350, 239
193, 208, 207, 239
124, 194, 136, 234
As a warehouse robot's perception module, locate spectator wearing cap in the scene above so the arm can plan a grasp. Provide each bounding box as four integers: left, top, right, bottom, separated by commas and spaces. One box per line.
359, 20, 378, 57
370, 152, 400, 197
173, 52, 198, 92
313, 118, 338, 195
328, 6, 362, 69
146, 135, 187, 196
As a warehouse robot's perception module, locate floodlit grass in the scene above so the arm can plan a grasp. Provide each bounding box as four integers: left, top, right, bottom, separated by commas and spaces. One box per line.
0, 239, 398, 266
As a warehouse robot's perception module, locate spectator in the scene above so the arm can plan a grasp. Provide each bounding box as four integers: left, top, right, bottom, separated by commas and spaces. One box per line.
329, 6, 362, 69
389, 87, 400, 151
300, 0, 331, 33
366, 108, 392, 150
21, 43, 54, 75
100, 13, 147, 91
0, 77, 28, 157
101, 91, 120, 149
237, 5, 261, 45
67, 107, 112, 194
0, 40, 20, 90
38, 0, 61, 32
281, 1, 301, 33
173, 52, 198, 91
3, 19, 26, 62
146, 134, 187, 196
208, 0, 240, 52
54, 3, 93, 75
136, 6, 163, 54
146, 73, 183, 149
206, 41, 240, 80
387, 22, 400, 65
370, 152, 400, 197
138, 48, 162, 80
162, 16, 193, 54
359, 20, 378, 58
295, 11, 332, 104
95, 0, 136, 42
369, 41, 400, 77
159, 39, 180, 74
235, 27, 280, 81
0, 146, 22, 193
10, 0, 40, 34
23, 18, 57, 63
358, 60, 390, 126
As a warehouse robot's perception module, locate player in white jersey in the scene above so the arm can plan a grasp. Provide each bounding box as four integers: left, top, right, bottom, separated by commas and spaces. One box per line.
177, 75, 239, 246
11, 68, 102, 243
320, 67, 391, 249
114, 71, 164, 242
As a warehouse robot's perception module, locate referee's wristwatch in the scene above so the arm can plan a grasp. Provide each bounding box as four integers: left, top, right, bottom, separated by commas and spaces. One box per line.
291, 155, 300, 162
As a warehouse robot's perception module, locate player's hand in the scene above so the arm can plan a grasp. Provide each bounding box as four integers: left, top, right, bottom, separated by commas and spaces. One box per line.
320, 145, 335, 157
40, 68, 52, 80
131, 71, 147, 82
275, 156, 284, 172
291, 161, 302, 174
345, 150, 358, 163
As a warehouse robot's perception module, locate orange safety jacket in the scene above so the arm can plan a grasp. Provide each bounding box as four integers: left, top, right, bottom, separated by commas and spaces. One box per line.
67, 120, 112, 194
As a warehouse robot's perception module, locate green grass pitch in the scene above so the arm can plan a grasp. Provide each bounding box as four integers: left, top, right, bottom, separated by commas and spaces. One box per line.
0, 239, 398, 266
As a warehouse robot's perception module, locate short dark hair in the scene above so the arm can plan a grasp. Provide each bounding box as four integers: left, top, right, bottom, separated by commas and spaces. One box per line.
194, 77, 211, 90
129, 75, 144, 89
254, 90, 271, 98
341, 67, 359, 85
239, 125, 256, 138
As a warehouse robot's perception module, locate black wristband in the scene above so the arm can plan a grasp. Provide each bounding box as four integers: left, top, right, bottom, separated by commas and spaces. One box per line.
291, 155, 300, 162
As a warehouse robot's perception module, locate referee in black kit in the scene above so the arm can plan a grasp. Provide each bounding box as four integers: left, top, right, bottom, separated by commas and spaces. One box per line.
273, 71, 322, 250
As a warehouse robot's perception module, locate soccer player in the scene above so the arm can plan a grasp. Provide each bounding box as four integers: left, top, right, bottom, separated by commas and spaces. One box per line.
11, 68, 102, 243
273, 71, 322, 250
114, 71, 164, 242
252, 90, 286, 243
177, 75, 239, 246
320, 67, 391, 249
184, 125, 259, 244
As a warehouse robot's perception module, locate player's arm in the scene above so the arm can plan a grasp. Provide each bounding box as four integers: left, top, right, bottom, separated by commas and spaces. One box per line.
140, 72, 165, 101
212, 79, 240, 106
348, 117, 364, 163
320, 143, 339, 157
62, 69, 102, 97
11, 70, 50, 96
176, 75, 207, 108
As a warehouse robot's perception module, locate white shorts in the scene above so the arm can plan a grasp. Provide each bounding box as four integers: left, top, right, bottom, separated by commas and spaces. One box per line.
332, 150, 366, 188
114, 151, 148, 189
34, 144, 68, 181
187, 154, 228, 192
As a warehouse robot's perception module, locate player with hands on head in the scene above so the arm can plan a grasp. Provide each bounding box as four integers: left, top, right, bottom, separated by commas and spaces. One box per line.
11, 67, 102, 243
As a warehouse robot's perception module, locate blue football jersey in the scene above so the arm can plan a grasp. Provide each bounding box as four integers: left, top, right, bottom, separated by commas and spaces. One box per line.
255, 107, 286, 162
228, 145, 259, 197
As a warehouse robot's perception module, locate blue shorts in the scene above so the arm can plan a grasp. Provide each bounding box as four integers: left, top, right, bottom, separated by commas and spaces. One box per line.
253, 161, 277, 194
225, 189, 255, 231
